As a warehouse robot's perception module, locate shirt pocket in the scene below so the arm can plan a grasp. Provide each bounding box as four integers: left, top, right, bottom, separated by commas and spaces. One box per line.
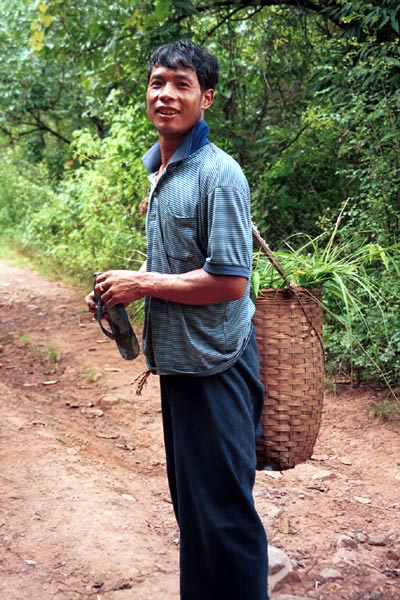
162, 213, 204, 269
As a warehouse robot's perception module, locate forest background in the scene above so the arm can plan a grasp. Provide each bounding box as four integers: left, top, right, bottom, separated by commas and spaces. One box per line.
0, 0, 399, 410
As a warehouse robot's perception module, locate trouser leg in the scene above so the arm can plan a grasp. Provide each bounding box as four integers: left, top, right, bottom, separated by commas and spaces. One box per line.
160, 331, 269, 600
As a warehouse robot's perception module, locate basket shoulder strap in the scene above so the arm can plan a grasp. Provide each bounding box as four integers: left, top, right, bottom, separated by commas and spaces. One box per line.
252, 222, 289, 285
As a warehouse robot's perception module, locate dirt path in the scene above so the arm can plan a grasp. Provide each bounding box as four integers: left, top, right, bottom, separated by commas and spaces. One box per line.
0, 258, 399, 600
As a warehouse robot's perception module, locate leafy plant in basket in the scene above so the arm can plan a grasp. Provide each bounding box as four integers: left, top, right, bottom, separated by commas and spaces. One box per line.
251, 204, 398, 397
251, 232, 387, 328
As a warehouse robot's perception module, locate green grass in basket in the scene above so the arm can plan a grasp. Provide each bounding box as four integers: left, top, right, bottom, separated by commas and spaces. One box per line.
251, 224, 390, 344
251, 202, 400, 400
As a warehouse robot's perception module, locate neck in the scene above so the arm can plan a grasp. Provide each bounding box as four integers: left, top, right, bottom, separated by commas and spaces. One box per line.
158, 132, 186, 170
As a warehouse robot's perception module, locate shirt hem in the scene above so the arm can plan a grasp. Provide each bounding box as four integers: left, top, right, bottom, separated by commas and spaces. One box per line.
145, 325, 252, 377
203, 263, 250, 278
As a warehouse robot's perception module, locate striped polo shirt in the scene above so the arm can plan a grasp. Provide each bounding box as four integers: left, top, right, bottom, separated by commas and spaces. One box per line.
142, 119, 255, 375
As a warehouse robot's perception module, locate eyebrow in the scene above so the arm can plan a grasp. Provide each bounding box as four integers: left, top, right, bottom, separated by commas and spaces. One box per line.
149, 69, 196, 82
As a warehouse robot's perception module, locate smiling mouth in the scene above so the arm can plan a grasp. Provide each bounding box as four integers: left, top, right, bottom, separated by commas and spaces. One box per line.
157, 108, 179, 116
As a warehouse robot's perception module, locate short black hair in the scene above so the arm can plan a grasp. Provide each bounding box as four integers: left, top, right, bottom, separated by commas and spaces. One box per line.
147, 39, 219, 92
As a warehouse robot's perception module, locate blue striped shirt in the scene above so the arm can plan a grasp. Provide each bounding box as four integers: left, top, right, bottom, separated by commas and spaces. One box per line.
142, 120, 254, 375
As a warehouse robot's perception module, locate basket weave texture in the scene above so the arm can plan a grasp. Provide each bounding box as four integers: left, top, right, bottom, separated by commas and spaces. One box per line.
253, 287, 324, 470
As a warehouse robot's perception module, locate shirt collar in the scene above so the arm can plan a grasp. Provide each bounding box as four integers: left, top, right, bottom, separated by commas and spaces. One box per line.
142, 119, 210, 174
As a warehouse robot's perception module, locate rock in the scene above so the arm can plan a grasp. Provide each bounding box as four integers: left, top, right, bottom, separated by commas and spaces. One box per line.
353, 495, 372, 504
95, 431, 119, 439
318, 567, 343, 581
268, 545, 293, 592
120, 493, 136, 502
338, 456, 352, 465
263, 470, 283, 480
286, 463, 333, 480
292, 487, 307, 499
311, 453, 330, 462
261, 502, 282, 519
367, 534, 386, 546
97, 395, 121, 410
277, 510, 291, 534
337, 534, 358, 549
387, 531, 400, 543
24, 559, 37, 566
386, 549, 400, 561
80, 407, 104, 418
332, 548, 359, 564
356, 532, 368, 543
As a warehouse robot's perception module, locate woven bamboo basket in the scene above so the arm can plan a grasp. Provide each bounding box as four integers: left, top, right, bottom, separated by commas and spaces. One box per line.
253, 287, 324, 470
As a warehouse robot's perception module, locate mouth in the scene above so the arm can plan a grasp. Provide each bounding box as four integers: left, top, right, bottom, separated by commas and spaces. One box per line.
156, 107, 179, 116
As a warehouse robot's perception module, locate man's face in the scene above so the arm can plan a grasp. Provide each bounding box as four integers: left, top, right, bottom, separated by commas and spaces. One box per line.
146, 65, 214, 138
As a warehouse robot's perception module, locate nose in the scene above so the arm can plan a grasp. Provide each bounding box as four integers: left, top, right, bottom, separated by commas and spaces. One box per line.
159, 82, 176, 100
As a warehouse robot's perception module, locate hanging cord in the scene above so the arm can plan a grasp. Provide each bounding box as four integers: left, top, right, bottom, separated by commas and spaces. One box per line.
252, 222, 325, 357
132, 369, 153, 396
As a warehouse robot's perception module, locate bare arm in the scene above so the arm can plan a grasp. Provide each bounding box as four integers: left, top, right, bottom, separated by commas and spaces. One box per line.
94, 268, 247, 308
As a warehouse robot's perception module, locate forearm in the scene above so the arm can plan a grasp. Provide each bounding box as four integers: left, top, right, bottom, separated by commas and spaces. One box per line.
95, 268, 247, 307
140, 269, 247, 305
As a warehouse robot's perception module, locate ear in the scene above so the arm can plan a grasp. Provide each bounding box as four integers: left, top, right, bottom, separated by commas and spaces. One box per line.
201, 88, 215, 111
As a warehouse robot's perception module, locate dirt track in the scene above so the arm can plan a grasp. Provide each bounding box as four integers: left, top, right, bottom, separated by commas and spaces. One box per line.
0, 258, 399, 600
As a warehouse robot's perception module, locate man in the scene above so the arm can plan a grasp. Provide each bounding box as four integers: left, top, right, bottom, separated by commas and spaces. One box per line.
86, 39, 269, 600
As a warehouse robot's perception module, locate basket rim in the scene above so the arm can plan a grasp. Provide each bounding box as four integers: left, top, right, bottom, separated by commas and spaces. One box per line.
256, 286, 322, 301
257, 286, 322, 292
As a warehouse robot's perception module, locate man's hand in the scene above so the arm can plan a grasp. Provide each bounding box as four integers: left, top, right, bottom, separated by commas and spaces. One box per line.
93, 270, 145, 308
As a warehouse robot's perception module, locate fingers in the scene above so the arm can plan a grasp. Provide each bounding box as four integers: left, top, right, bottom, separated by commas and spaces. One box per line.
94, 272, 120, 306
95, 283, 112, 304
94, 271, 112, 296
92, 270, 139, 307
94, 279, 109, 299
85, 290, 110, 320
85, 291, 97, 314
95, 281, 107, 295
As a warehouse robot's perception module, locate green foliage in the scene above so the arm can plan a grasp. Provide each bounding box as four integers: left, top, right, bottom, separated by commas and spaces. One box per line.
371, 397, 400, 421
251, 108, 349, 241
0, 1, 84, 176
0, 146, 55, 236
25, 103, 149, 282
0, 101, 149, 284
324, 256, 400, 387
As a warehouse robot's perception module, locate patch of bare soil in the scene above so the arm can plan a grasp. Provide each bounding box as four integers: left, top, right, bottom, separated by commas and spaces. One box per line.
0, 258, 399, 600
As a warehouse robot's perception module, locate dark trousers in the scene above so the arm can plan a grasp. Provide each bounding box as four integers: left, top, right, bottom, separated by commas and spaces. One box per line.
160, 329, 269, 600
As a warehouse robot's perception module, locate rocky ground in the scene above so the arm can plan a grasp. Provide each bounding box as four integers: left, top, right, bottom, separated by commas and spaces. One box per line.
0, 258, 399, 600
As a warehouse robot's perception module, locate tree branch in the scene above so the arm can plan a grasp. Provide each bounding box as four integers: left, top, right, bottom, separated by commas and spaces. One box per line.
26, 109, 71, 144
186, 0, 348, 31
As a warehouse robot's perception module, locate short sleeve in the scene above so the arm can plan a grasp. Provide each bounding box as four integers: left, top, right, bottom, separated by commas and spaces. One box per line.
203, 185, 252, 278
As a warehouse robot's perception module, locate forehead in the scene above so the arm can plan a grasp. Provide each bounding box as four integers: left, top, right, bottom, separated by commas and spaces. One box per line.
148, 64, 199, 83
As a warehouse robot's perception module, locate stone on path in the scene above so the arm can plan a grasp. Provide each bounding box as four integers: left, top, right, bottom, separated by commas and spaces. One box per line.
268, 545, 293, 592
